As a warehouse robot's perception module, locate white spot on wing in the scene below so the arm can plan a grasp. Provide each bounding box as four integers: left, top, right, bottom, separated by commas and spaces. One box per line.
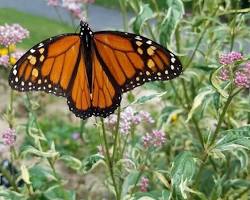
135, 36, 142, 40
146, 40, 152, 44
13, 69, 17, 75
30, 49, 35, 53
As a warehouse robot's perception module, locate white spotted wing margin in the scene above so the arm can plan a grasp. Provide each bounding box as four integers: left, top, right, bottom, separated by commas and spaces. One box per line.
8, 33, 79, 97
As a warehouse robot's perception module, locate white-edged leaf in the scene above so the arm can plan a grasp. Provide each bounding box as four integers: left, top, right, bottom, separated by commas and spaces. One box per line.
121, 170, 140, 198
21, 145, 59, 158
210, 65, 229, 98
132, 4, 154, 34
20, 164, 31, 185
154, 171, 170, 189
60, 155, 82, 171
186, 88, 213, 122
130, 92, 167, 105
214, 125, 250, 151
171, 152, 196, 199
159, 0, 184, 45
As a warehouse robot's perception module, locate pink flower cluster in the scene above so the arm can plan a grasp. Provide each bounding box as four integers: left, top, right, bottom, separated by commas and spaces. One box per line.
219, 52, 250, 88
0, 24, 29, 47
219, 51, 243, 65
0, 55, 9, 67
140, 177, 149, 192
142, 130, 166, 148
0, 50, 24, 68
47, 0, 60, 6
1, 128, 16, 146
219, 68, 229, 81
11, 50, 25, 60
47, 0, 95, 19
235, 62, 250, 88
71, 132, 80, 140
105, 107, 154, 135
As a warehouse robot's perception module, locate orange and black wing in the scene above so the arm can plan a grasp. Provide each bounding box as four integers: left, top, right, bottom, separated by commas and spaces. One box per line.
9, 34, 92, 119
91, 50, 121, 118
9, 34, 81, 96
93, 31, 182, 93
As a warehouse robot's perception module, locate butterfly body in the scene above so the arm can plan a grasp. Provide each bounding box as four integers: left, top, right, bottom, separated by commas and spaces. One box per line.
80, 22, 93, 91
9, 21, 182, 119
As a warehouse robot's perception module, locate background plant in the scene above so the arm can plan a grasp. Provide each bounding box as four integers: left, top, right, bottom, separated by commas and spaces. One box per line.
0, 0, 250, 199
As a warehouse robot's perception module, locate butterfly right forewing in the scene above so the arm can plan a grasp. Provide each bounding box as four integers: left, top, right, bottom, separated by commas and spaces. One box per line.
93, 31, 182, 93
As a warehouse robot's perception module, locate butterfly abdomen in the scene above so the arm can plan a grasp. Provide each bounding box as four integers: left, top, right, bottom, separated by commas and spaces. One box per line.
80, 21, 94, 93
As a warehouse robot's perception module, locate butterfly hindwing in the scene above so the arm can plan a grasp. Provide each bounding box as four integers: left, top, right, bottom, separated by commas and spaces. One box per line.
91, 50, 121, 118
93, 31, 182, 92
66, 48, 92, 119
9, 34, 81, 97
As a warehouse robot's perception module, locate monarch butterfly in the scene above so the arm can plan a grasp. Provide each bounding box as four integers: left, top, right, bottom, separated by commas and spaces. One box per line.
9, 21, 182, 119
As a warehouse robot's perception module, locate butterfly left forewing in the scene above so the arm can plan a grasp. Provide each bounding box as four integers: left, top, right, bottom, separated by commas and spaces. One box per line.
9, 34, 80, 97
93, 31, 182, 92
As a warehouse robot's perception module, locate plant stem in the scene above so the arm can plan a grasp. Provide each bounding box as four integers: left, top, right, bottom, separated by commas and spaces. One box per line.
218, 8, 250, 16
146, 23, 157, 41
79, 120, 85, 142
191, 117, 204, 148
112, 107, 121, 163
209, 89, 241, 147
130, 151, 150, 197
100, 118, 120, 199
174, 24, 205, 148
230, 15, 236, 51
119, 0, 128, 32
185, 7, 219, 69
195, 88, 242, 187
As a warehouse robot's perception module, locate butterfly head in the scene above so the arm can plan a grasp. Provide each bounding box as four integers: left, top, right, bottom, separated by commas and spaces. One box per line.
80, 21, 92, 36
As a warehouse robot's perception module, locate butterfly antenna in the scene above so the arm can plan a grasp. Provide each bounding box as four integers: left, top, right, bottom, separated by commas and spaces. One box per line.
74, 23, 81, 33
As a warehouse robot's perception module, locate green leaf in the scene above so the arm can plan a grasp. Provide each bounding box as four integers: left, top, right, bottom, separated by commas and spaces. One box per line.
159, 0, 184, 45
121, 170, 140, 198
44, 185, 76, 200
160, 106, 183, 126
214, 125, 250, 151
130, 92, 167, 105
132, 4, 154, 34
171, 152, 196, 199
20, 164, 31, 185
21, 145, 59, 158
83, 154, 104, 171
132, 190, 165, 200
0, 189, 27, 200
154, 171, 170, 189
210, 65, 229, 98
186, 87, 214, 122
29, 165, 55, 189
225, 179, 250, 189
162, 189, 171, 200
60, 155, 82, 171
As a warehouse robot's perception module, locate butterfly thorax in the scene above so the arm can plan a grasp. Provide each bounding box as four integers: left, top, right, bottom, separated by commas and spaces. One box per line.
80, 21, 93, 93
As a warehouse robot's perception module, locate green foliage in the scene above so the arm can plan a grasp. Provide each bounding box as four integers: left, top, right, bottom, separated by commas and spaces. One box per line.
159, 0, 184, 45
0, 0, 250, 200
0, 8, 73, 49
171, 152, 196, 199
